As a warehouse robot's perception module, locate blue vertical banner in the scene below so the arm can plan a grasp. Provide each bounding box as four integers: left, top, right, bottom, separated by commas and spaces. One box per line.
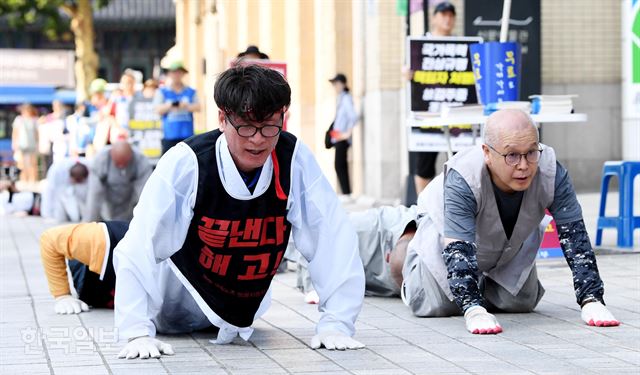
469, 41, 521, 106
464, 0, 540, 100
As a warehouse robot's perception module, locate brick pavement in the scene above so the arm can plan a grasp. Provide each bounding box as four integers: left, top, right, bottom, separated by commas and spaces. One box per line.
1, 195, 639, 374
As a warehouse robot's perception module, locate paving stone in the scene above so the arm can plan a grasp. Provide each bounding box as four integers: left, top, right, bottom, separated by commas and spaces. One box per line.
51, 364, 111, 375
2, 211, 639, 375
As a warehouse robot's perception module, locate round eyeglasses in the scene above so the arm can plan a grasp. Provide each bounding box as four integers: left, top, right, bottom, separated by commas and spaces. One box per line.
225, 113, 283, 138
486, 144, 543, 166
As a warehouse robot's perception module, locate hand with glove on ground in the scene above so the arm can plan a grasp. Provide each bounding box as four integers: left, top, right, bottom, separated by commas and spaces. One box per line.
117, 336, 174, 359
310, 331, 365, 350
581, 300, 619, 327
54, 294, 89, 315
463, 306, 503, 334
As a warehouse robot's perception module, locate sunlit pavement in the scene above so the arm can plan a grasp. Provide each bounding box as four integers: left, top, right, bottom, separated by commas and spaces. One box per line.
1, 192, 638, 374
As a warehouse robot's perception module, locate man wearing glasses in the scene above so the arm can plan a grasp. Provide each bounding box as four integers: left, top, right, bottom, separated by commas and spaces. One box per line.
400, 109, 619, 334
114, 65, 365, 359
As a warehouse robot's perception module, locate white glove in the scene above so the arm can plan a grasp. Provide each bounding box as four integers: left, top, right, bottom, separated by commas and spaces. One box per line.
310, 331, 365, 350
54, 295, 89, 314
464, 306, 503, 334
581, 301, 619, 327
117, 336, 174, 359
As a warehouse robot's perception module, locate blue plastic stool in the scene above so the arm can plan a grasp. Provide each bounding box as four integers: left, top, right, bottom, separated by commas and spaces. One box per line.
595, 161, 640, 248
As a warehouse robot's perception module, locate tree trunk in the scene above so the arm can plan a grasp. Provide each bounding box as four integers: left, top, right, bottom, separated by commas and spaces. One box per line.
65, 0, 99, 103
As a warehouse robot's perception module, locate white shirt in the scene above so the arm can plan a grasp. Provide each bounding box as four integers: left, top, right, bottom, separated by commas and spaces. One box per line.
114, 134, 364, 341
41, 158, 89, 221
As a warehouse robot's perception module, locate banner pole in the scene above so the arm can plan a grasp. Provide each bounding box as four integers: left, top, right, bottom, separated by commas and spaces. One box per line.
499, 0, 512, 42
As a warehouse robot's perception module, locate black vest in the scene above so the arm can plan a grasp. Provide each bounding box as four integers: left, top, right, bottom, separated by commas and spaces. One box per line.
171, 130, 295, 327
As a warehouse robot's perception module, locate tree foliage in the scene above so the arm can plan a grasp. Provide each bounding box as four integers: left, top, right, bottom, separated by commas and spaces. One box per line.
0, 0, 111, 100
0, 0, 109, 40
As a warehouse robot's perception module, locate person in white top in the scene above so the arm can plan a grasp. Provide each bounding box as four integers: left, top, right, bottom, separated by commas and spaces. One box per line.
40, 158, 89, 222
114, 64, 366, 360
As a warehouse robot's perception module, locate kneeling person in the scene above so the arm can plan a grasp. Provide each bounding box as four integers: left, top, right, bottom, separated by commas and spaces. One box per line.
114, 65, 365, 360
403, 109, 619, 334
40, 221, 129, 314
296, 205, 419, 300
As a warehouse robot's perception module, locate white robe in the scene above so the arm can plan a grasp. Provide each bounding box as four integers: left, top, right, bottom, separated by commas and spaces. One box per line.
114, 135, 364, 342
41, 158, 89, 222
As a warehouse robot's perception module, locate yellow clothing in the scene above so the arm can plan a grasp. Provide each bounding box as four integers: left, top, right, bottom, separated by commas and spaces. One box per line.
40, 222, 107, 298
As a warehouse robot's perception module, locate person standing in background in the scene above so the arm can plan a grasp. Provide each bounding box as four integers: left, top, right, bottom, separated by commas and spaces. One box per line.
154, 61, 200, 155
89, 78, 120, 154
329, 73, 358, 200
66, 102, 92, 158
38, 100, 68, 174
11, 103, 39, 185
412, 1, 457, 195
112, 70, 138, 135
141, 79, 159, 99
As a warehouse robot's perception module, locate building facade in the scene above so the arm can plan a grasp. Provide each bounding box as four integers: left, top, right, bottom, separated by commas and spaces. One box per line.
174, 0, 633, 198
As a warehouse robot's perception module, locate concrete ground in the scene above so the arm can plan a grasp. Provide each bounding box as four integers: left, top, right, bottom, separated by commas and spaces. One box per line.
1, 192, 639, 374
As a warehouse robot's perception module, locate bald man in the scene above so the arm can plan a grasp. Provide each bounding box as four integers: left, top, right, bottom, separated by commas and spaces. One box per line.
84, 141, 152, 221
396, 109, 619, 334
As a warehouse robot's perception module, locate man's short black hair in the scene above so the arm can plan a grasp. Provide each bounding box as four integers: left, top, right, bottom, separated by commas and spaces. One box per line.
214, 64, 291, 122
69, 162, 89, 184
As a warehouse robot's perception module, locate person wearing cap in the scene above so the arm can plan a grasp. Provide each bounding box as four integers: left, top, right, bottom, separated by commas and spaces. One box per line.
89, 78, 115, 117
114, 64, 365, 359
237, 45, 270, 60
154, 61, 201, 155
430, 1, 456, 37
328, 73, 358, 199
411, 1, 458, 196
401, 109, 619, 334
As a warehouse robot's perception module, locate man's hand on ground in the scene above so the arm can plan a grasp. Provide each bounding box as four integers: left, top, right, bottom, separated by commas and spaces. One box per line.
464, 306, 503, 334
54, 295, 89, 314
581, 301, 620, 327
117, 336, 174, 359
310, 331, 365, 350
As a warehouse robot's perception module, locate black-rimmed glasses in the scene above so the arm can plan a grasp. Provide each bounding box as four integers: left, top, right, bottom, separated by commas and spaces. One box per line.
225, 113, 283, 138
486, 144, 543, 166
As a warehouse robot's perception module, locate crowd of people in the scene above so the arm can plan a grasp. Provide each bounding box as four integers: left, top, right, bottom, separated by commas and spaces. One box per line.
2, 62, 201, 222
1, 31, 620, 361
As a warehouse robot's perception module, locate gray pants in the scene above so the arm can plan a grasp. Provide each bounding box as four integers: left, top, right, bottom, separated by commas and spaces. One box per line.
402, 246, 545, 317
295, 205, 417, 297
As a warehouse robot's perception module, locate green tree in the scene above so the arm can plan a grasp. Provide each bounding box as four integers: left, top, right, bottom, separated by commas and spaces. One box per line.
0, 0, 111, 101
